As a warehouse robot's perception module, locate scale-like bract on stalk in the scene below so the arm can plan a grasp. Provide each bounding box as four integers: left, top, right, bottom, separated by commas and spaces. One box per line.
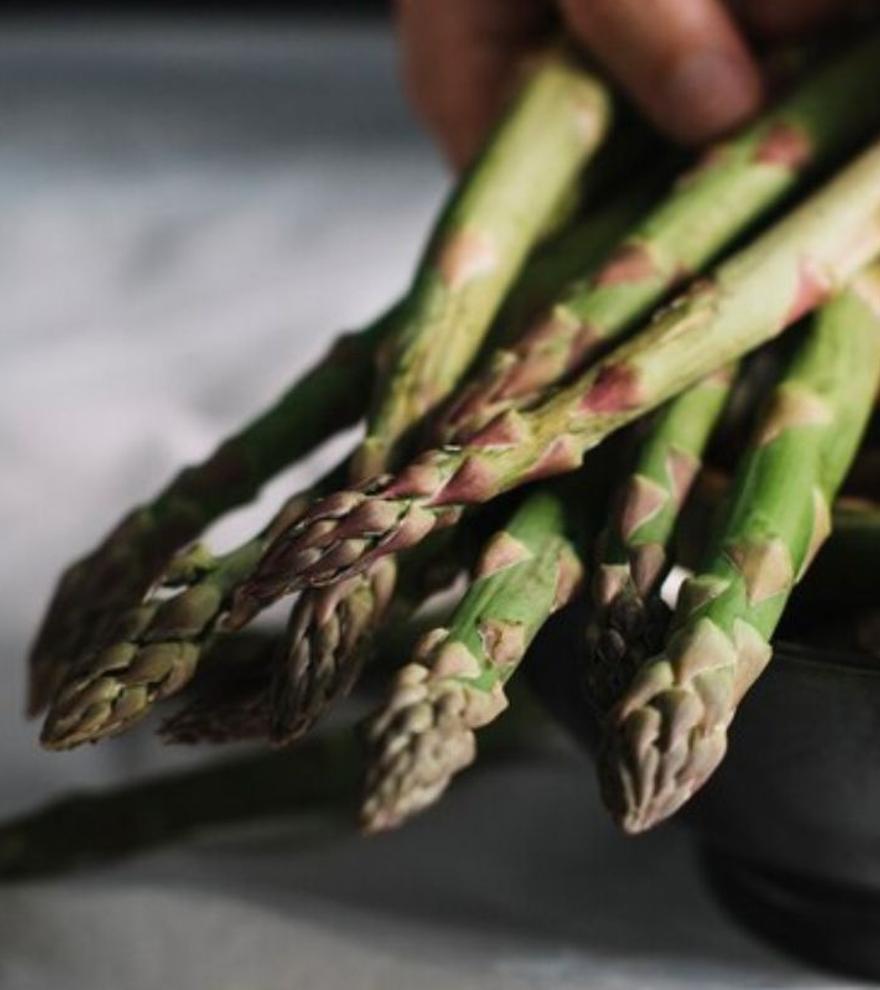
600, 262, 880, 834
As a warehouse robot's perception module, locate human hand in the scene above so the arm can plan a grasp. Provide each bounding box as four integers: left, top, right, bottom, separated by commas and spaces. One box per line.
394, 0, 855, 168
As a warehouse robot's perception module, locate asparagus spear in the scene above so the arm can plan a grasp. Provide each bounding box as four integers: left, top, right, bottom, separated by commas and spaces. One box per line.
681, 479, 880, 614
354, 48, 612, 479
263, 53, 611, 744
492, 182, 662, 347
39, 157, 637, 751
231, 53, 612, 742
268, 560, 400, 745
223, 188, 644, 635
3, 691, 547, 881
584, 369, 734, 713
27, 51, 611, 722
600, 262, 880, 834
161, 553, 459, 747
159, 642, 274, 745
39, 466, 346, 749
434, 36, 880, 442
361, 487, 583, 832
0, 737, 362, 880
41, 543, 266, 749
26, 306, 397, 717
237, 136, 880, 607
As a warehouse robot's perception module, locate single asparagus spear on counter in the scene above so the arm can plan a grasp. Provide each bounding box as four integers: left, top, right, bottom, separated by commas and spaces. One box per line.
361, 486, 584, 833
39, 462, 348, 750
26, 305, 398, 717
354, 48, 612, 480
237, 135, 880, 607
584, 368, 735, 714
5, 686, 549, 880
1, 735, 362, 881
434, 35, 880, 443
599, 262, 880, 834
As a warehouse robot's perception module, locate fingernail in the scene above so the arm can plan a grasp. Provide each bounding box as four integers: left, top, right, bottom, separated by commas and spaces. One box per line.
663, 50, 763, 142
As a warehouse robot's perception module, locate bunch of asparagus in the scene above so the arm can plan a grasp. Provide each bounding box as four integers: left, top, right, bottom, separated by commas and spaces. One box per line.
28, 37, 880, 842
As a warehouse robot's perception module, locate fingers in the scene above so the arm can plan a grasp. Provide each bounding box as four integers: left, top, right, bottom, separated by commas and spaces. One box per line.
394, 0, 550, 169
558, 0, 764, 143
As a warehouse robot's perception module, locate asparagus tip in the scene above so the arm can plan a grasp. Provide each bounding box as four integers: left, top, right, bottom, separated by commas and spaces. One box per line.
598, 705, 728, 834
359, 661, 481, 833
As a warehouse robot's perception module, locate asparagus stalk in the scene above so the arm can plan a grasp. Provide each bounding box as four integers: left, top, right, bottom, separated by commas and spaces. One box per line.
40, 152, 638, 751
223, 190, 646, 637
434, 36, 880, 442
167, 539, 471, 748
154, 631, 276, 744
262, 54, 611, 744
268, 560, 400, 745
39, 466, 346, 750
361, 487, 583, 832
584, 369, 734, 713
41, 541, 265, 748
354, 48, 612, 479
681, 478, 880, 612
484, 178, 663, 354
26, 54, 612, 723
599, 263, 880, 834
237, 136, 880, 607
32, 38, 877, 720
3, 693, 546, 881
0, 737, 361, 880
26, 307, 397, 716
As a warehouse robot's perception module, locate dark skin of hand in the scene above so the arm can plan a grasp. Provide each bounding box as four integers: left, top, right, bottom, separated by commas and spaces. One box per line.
394, 0, 856, 168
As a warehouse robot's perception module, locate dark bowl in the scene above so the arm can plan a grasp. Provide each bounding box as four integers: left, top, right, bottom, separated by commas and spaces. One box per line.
526, 610, 880, 981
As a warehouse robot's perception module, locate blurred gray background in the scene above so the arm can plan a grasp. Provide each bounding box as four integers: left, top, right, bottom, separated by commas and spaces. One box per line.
0, 15, 859, 990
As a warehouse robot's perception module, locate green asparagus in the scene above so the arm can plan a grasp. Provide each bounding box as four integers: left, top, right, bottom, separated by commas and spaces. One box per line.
434, 36, 880, 443
39, 466, 346, 749
600, 262, 880, 833
361, 487, 583, 832
27, 64, 614, 723
585, 369, 734, 713
237, 136, 880, 607
354, 48, 612, 479
26, 307, 397, 716
250, 53, 612, 744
